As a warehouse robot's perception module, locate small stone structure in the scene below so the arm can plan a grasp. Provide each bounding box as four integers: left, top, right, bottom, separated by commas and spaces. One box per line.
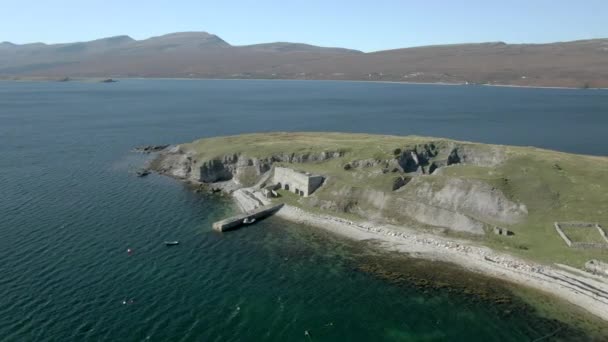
262, 184, 280, 198
554, 222, 608, 249
272, 166, 324, 197
585, 260, 608, 276
493, 226, 513, 236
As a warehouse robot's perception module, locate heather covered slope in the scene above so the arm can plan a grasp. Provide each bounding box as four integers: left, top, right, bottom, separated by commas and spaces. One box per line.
1, 32, 607, 87
152, 132, 608, 267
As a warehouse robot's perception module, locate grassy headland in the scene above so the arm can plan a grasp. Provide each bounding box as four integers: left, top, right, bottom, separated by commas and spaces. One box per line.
157, 132, 608, 268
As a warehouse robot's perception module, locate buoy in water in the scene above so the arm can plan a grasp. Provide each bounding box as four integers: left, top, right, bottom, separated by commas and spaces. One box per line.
127, 248, 133, 255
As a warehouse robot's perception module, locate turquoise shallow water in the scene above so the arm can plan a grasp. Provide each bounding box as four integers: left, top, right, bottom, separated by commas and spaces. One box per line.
1, 80, 607, 341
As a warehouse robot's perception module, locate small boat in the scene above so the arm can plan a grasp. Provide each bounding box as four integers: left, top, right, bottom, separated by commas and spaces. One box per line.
164, 241, 179, 246
243, 218, 256, 225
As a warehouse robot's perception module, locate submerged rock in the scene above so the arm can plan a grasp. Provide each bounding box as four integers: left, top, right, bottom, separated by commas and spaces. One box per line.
132, 145, 169, 153
136, 169, 151, 177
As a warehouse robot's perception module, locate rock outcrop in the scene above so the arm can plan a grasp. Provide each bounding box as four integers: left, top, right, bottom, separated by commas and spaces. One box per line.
132, 144, 169, 153
400, 177, 527, 225
150, 136, 526, 236
151, 146, 343, 186
344, 142, 505, 174
307, 177, 525, 235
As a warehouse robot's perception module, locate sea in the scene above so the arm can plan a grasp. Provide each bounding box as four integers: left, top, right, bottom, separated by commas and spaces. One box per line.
1, 79, 607, 341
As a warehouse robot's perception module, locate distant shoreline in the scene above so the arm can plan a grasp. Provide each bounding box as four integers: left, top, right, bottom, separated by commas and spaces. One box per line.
1, 76, 606, 90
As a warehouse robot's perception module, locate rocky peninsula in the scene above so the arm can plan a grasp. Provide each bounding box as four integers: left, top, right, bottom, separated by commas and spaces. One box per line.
150, 132, 608, 321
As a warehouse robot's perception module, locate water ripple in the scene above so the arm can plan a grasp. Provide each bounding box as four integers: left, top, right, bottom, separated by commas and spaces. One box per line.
1, 80, 600, 341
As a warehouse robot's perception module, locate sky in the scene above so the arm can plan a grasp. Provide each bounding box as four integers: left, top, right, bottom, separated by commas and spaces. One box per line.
1, 0, 607, 52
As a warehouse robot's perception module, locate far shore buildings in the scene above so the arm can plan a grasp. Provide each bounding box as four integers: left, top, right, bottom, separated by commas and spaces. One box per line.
271, 166, 324, 197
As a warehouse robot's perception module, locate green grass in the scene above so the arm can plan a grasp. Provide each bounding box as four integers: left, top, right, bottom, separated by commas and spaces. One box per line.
561, 226, 607, 244
272, 188, 364, 223
487, 150, 608, 266
183, 132, 450, 161
180, 132, 608, 268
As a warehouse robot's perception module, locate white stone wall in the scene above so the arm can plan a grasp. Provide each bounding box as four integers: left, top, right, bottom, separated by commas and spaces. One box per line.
273, 167, 323, 197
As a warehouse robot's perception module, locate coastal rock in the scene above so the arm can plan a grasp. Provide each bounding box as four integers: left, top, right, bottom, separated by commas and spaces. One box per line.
152, 147, 345, 186
132, 144, 169, 153
345, 141, 505, 175
199, 159, 233, 182
149, 146, 192, 179
401, 177, 527, 225
397, 199, 485, 234
318, 184, 487, 234
150, 134, 531, 236
136, 169, 151, 177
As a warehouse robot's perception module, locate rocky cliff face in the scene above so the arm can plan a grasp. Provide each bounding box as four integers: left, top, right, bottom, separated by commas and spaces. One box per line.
401, 177, 527, 224
151, 145, 343, 185
151, 140, 526, 235
308, 177, 526, 235
345, 142, 505, 175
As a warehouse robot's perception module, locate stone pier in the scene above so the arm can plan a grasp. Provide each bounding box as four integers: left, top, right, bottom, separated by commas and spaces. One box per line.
212, 203, 284, 232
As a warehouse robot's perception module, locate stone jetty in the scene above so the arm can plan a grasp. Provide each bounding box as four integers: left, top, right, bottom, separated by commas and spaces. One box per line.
212, 203, 284, 232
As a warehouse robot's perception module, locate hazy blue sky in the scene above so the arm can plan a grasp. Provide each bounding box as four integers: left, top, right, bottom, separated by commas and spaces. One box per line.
2, 0, 607, 51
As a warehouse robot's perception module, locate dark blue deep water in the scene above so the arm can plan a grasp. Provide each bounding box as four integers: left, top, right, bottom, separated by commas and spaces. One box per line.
1, 80, 607, 341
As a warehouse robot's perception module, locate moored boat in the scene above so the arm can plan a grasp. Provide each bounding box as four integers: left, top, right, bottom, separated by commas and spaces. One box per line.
243, 218, 256, 224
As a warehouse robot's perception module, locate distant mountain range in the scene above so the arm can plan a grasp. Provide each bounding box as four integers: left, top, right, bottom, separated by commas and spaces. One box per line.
1, 31, 607, 87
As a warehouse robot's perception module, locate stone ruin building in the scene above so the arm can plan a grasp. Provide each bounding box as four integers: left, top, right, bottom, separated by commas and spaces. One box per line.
271, 166, 324, 197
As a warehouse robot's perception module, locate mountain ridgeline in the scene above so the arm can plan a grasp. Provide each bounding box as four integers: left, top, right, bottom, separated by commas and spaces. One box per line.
1, 31, 607, 88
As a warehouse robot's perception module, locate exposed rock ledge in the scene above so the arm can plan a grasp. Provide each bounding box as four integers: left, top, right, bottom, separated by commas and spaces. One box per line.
132, 144, 169, 153
150, 138, 525, 236
151, 145, 344, 183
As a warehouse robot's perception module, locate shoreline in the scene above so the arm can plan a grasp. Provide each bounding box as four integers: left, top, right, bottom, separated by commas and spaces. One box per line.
1, 76, 606, 90
232, 187, 608, 322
